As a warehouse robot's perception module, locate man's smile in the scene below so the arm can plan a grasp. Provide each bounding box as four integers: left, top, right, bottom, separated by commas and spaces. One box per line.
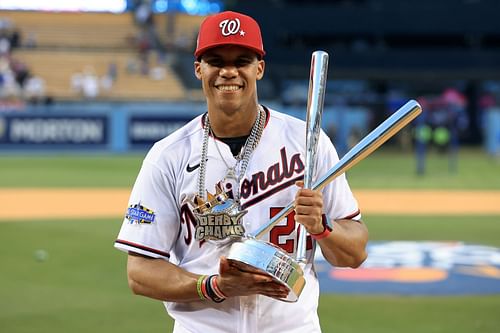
215, 84, 243, 92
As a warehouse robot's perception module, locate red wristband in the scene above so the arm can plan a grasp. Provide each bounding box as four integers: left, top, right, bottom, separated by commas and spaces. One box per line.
310, 225, 332, 240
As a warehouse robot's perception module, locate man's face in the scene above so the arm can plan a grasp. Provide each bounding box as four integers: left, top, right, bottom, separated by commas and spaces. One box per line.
194, 45, 265, 112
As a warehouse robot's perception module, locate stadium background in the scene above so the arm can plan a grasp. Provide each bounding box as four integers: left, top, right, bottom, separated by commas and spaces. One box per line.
1, 1, 499, 332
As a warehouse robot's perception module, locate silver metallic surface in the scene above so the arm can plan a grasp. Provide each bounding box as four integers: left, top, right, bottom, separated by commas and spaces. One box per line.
227, 237, 305, 302
297, 50, 329, 263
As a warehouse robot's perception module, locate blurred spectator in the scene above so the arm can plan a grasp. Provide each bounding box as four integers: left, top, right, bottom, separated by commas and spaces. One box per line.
479, 81, 499, 110
133, 0, 154, 28
0, 17, 22, 53
11, 59, 30, 88
70, 72, 83, 93
100, 74, 113, 93
9, 28, 20, 49
0, 36, 10, 56
132, 0, 165, 53
0, 56, 21, 99
0, 17, 13, 31
81, 67, 99, 99
71, 67, 100, 99
414, 88, 469, 174
107, 62, 118, 82
138, 42, 151, 75
149, 65, 166, 81
23, 75, 46, 104
99, 61, 118, 93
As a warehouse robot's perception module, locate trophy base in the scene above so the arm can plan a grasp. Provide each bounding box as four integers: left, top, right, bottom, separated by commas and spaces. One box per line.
227, 238, 306, 302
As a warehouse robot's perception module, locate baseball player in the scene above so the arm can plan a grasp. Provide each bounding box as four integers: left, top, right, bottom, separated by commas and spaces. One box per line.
115, 10, 368, 333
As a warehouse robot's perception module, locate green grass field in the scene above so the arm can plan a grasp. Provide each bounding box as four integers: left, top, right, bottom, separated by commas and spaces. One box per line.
1, 149, 499, 332
0, 148, 499, 189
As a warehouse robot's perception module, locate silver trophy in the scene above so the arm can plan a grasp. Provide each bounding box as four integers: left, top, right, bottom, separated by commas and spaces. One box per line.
226, 52, 423, 302
228, 51, 328, 302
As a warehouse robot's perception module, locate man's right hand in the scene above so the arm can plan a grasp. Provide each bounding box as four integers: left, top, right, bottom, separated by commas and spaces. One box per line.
217, 256, 290, 299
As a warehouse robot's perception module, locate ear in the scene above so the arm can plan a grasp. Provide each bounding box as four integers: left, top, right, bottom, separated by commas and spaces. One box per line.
194, 61, 202, 80
256, 60, 265, 81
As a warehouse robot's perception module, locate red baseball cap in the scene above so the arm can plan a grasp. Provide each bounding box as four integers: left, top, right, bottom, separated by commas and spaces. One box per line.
194, 11, 265, 58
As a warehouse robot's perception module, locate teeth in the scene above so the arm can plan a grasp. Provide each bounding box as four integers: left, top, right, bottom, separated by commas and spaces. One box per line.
217, 85, 241, 91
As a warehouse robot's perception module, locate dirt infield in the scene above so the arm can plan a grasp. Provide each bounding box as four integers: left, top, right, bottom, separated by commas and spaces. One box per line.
1, 188, 500, 221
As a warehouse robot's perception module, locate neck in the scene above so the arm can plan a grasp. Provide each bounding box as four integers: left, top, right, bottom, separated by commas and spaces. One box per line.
207, 103, 260, 138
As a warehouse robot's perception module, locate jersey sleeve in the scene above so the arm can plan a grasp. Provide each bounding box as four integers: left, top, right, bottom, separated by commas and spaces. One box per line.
114, 158, 179, 260
316, 131, 362, 221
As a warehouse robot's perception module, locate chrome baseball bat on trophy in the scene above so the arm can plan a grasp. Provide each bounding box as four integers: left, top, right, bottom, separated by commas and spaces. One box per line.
251, 99, 422, 240
296, 50, 329, 264
226, 65, 422, 302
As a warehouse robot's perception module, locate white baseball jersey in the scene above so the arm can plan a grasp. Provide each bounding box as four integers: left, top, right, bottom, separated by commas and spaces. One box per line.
115, 106, 361, 333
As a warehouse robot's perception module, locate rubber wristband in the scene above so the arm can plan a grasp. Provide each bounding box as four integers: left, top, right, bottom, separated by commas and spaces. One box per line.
201, 275, 210, 300
196, 275, 207, 300
205, 275, 225, 303
310, 225, 332, 240
211, 275, 227, 299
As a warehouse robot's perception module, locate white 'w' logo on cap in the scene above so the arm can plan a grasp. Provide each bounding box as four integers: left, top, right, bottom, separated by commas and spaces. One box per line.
219, 18, 240, 36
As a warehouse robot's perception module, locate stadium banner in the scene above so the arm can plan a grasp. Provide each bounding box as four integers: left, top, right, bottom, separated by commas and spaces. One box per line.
316, 241, 500, 295
0, 114, 108, 147
128, 115, 192, 147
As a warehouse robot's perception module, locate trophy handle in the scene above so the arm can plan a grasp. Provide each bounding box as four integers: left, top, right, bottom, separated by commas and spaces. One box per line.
296, 50, 329, 264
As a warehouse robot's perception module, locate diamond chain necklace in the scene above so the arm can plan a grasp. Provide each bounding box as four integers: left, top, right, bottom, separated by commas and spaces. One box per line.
197, 106, 266, 203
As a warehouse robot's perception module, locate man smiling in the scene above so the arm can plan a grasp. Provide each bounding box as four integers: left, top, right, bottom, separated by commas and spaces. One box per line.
115, 10, 368, 333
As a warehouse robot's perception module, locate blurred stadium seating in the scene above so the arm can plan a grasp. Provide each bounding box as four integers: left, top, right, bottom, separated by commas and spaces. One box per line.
1, 10, 205, 102
14, 49, 185, 100
0, 10, 204, 50
0, 11, 136, 49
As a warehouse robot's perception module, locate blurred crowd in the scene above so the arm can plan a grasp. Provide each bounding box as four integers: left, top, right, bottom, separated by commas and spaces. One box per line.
0, 17, 49, 111
0, 5, 199, 108
126, 0, 195, 78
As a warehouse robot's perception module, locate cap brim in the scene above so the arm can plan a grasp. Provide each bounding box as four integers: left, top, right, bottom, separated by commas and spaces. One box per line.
195, 42, 265, 58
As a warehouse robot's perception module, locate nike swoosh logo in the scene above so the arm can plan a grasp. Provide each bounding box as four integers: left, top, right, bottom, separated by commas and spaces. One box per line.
186, 163, 200, 173
186, 159, 208, 173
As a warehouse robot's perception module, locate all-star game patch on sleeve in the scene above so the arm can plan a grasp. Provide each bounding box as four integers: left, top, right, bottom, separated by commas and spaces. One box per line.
125, 202, 156, 224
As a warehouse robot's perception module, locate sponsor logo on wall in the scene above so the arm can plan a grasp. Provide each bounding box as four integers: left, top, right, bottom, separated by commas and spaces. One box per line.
0, 115, 108, 145
129, 116, 190, 145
